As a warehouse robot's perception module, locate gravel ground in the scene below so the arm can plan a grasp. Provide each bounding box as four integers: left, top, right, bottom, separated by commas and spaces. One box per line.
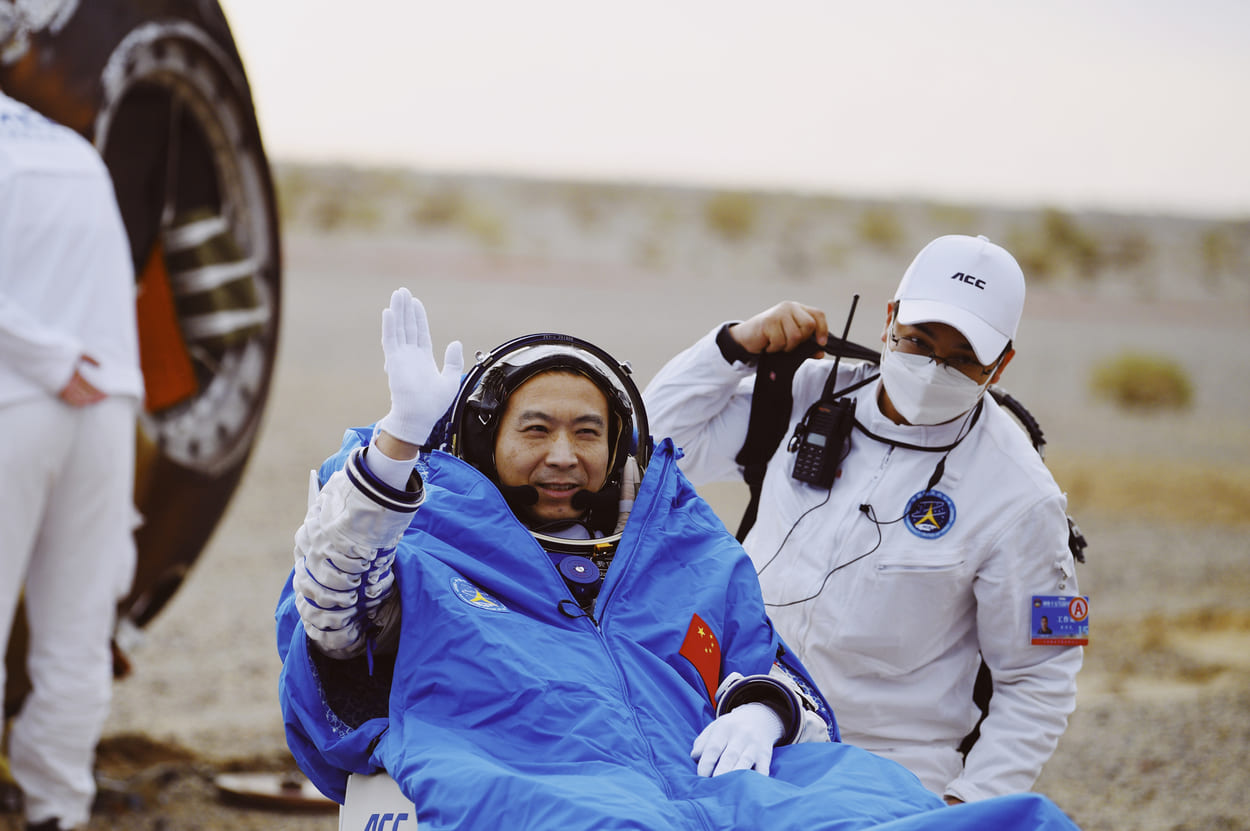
7, 225, 1245, 830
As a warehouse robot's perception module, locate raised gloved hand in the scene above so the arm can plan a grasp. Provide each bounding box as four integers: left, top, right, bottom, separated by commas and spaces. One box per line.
690, 702, 784, 777
376, 288, 464, 447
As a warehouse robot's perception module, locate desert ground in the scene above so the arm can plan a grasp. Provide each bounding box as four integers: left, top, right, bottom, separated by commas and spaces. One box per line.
17, 173, 1250, 830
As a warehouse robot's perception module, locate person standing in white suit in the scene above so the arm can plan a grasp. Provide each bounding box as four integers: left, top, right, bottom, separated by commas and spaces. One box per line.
0, 89, 144, 831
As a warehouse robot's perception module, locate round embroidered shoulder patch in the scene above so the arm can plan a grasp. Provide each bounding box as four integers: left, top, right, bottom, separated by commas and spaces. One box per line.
903, 490, 956, 539
451, 577, 508, 612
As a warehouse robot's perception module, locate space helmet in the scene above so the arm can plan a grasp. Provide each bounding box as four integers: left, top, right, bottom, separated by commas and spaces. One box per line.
443, 333, 651, 556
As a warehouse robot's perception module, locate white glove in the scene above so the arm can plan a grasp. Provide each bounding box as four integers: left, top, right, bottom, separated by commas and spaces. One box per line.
690, 702, 784, 777
376, 288, 464, 447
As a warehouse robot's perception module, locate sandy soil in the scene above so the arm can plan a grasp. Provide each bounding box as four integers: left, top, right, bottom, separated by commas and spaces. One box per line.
12, 216, 1247, 831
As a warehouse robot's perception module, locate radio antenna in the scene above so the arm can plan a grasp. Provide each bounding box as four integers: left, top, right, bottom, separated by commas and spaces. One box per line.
821, 294, 859, 400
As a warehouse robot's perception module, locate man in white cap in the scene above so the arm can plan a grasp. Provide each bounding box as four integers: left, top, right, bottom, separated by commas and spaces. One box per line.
644, 235, 1083, 804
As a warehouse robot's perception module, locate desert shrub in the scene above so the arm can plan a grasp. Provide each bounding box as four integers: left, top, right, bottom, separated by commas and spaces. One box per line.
857, 206, 903, 250
1104, 230, 1153, 271
303, 191, 381, 232
458, 206, 506, 248
634, 237, 665, 271
274, 164, 388, 231
1041, 209, 1101, 278
409, 189, 465, 227
819, 241, 851, 269
1005, 225, 1057, 282
1200, 228, 1244, 281
704, 191, 757, 241
925, 202, 979, 229
1090, 352, 1193, 410
307, 196, 347, 231
1008, 209, 1104, 282
563, 183, 619, 230
272, 165, 312, 225
775, 218, 812, 279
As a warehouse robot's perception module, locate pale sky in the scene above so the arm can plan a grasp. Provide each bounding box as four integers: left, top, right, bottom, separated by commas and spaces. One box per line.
219, 0, 1250, 218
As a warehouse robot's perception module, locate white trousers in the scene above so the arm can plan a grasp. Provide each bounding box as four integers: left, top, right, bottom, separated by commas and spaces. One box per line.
0, 394, 138, 828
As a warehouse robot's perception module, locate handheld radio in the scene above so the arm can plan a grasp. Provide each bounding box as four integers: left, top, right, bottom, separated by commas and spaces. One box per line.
787, 296, 861, 489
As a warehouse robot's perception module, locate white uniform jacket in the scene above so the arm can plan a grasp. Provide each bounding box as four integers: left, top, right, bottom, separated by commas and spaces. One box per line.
0, 92, 143, 407
643, 324, 1082, 803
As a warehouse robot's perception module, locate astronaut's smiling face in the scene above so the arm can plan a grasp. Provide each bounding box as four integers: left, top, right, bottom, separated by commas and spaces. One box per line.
494, 371, 610, 524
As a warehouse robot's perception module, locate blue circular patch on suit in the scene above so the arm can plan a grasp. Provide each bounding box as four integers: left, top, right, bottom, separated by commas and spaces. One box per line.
451, 577, 508, 612
903, 490, 956, 539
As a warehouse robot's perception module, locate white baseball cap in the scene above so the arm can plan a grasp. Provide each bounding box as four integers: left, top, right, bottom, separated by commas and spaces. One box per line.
893, 234, 1025, 365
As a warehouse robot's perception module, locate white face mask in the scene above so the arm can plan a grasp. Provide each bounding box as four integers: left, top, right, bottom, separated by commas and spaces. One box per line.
879, 342, 992, 425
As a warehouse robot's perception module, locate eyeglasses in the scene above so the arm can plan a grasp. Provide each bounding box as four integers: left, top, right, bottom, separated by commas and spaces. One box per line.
888, 330, 994, 378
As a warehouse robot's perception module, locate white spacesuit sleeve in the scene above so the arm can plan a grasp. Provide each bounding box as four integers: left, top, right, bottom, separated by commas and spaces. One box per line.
292, 447, 422, 659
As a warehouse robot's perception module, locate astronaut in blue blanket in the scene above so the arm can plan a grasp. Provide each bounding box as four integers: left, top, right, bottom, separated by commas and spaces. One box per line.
276, 288, 1080, 831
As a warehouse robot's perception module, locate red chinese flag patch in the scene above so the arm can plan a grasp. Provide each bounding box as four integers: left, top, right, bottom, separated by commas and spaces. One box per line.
679, 613, 722, 705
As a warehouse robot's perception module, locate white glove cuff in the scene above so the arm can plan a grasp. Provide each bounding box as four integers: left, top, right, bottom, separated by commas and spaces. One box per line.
716, 673, 801, 746
334, 448, 424, 541
376, 408, 436, 449
362, 442, 420, 492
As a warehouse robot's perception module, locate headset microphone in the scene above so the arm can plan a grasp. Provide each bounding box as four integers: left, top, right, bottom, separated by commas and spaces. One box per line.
498, 483, 539, 506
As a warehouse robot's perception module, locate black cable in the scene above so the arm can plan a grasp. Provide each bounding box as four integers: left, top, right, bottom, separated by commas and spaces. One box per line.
754, 488, 834, 577
756, 419, 857, 577
761, 400, 979, 607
